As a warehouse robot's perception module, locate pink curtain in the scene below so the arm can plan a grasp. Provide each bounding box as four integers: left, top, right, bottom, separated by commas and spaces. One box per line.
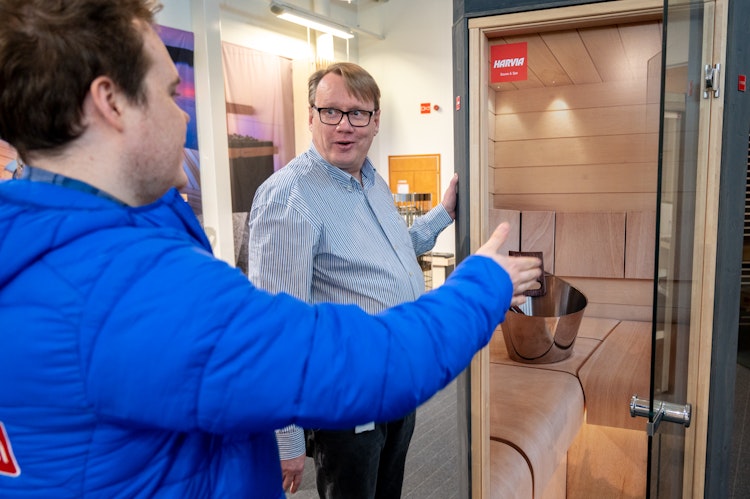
222, 42, 295, 171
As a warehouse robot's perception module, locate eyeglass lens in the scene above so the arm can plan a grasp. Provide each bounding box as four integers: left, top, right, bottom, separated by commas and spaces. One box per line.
316, 107, 373, 127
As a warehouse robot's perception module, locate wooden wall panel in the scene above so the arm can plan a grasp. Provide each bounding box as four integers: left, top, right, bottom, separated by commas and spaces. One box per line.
495, 80, 647, 115
564, 277, 653, 306
520, 211, 555, 273
494, 133, 658, 168
493, 163, 656, 194
488, 208, 520, 255
585, 303, 652, 322
625, 211, 656, 279
555, 212, 626, 278
495, 104, 659, 141
490, 76, 659, 215
484, 207, 656, 322
492, 192, 657, 213
563, 277, 653, 321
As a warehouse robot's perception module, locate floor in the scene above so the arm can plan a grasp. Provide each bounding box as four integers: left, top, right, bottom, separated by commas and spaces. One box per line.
286, 380, 459, 499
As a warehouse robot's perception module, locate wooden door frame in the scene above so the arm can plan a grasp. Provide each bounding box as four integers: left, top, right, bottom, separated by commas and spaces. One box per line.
684, 0, 727, 495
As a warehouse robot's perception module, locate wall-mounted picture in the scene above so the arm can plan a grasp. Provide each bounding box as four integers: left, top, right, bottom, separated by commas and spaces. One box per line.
157, 25, 201, 215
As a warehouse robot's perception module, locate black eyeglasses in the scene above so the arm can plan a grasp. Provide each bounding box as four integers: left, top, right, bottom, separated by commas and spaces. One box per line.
312, 106, 375, 127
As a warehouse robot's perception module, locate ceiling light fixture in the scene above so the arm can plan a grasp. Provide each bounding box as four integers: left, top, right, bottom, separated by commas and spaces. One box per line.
270, 1, 355, 40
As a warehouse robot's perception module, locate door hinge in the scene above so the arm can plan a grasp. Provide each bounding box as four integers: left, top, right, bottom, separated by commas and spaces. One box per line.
704, 63, 721, 98
630, 395, 692, 436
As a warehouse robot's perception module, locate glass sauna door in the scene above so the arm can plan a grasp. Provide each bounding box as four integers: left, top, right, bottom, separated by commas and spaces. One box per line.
649, 0, 723, 496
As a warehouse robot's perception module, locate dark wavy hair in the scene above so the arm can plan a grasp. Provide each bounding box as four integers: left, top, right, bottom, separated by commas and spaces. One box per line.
0, 0, 161, 160
308, 62, 381, 111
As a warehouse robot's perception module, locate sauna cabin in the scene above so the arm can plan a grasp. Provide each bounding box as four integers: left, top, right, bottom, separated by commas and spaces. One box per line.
451, 0, 748, 497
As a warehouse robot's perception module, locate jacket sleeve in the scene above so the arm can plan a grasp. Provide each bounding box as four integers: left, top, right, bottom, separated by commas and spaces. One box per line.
83, 238, 511, 435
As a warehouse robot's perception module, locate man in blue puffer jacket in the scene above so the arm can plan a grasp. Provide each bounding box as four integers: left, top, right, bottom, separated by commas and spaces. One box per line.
0, 0, 542, 497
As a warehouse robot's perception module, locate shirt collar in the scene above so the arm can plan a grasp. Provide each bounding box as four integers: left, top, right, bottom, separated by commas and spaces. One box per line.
308, 144, 375, 191
20, 165, 127, 206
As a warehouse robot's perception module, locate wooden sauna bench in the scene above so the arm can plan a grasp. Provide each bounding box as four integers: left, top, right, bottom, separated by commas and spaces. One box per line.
487, 316, 652, 498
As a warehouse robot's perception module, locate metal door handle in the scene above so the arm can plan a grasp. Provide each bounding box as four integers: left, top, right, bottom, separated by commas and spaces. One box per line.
630, 395, 691, 436
703, 63, 721, 98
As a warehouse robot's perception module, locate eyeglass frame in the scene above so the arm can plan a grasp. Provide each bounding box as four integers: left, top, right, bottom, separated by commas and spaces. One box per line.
311, 105, 376, 127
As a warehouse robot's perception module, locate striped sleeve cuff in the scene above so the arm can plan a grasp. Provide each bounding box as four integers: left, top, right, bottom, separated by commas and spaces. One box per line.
275, 424, 306, 460
410, 204, 453, 255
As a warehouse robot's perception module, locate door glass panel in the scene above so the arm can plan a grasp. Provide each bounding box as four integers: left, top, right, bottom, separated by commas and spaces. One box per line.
652, 1, 708, 497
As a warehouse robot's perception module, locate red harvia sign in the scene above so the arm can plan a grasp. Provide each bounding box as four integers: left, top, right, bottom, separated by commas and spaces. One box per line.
490, 42, 528, 83
0, 422, 20, 477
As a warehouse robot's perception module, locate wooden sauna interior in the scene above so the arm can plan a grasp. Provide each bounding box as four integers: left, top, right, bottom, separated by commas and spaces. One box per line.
477, 15, 667, 499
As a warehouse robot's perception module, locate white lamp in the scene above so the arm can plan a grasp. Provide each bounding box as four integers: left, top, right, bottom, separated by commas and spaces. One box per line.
270, 1, 355, 40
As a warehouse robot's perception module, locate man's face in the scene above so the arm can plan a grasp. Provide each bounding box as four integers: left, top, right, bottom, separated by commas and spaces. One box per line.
124, 24, 190, 205
309, 73, 380, 178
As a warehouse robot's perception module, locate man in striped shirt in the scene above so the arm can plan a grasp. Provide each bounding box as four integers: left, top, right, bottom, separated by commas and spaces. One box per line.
247, 62, 457, 498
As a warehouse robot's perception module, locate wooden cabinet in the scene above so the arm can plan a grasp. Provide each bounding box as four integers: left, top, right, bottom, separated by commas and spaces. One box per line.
388, 154, 440, 206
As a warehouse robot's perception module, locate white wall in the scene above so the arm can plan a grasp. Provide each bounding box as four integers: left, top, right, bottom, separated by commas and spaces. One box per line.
156, 0, 191, 31
156, 0, 456, 257
358, 1, 456, 254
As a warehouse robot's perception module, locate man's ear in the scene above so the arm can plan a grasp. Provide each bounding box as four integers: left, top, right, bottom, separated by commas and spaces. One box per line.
86, 76, 127, 132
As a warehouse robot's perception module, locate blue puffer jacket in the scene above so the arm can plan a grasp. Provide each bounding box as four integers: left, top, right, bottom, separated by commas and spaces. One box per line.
0, 180, 512, 497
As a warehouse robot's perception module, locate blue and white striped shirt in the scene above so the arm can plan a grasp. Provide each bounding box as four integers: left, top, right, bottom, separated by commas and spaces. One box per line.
246, 145, 452, 459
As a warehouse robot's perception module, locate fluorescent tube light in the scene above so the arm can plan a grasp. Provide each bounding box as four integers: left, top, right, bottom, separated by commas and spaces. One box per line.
270, 1, 355, 40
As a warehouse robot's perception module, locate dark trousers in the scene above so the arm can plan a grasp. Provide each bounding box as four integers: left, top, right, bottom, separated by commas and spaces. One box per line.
311, 411, 416, 499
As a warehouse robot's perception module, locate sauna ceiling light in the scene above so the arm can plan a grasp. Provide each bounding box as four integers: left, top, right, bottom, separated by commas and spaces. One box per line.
270, 1, 355, 40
